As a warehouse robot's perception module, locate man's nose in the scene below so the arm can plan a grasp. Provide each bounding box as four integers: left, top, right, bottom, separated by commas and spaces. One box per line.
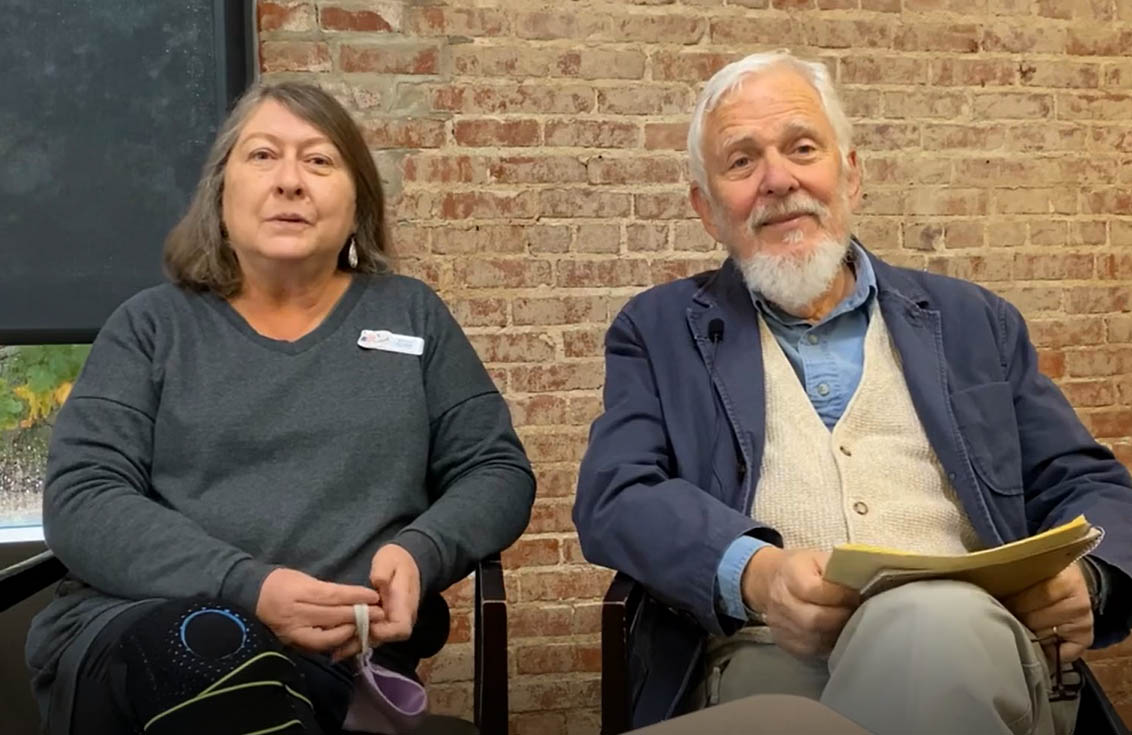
759, 149, 799, 198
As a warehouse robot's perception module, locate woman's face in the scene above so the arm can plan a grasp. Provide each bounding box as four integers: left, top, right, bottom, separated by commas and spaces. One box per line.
221, 99, 356, 273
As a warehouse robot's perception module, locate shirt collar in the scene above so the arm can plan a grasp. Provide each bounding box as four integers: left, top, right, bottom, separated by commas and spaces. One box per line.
750, 239, 877, 329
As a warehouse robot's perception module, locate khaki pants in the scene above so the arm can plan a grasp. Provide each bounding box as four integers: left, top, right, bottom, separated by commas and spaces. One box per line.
694, 581, 1079, 735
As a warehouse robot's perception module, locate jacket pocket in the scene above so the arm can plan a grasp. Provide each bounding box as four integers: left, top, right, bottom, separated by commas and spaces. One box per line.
950, 381, 1024, 495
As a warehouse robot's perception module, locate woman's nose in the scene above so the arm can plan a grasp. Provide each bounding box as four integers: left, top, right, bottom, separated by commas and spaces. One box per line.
273, 157, 304, 198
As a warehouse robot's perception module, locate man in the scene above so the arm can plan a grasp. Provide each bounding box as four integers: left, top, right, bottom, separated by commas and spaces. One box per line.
573, 51, 1132, 735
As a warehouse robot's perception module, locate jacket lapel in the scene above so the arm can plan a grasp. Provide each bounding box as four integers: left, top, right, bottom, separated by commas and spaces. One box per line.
686, 259, 765, 512
870, 255, 1003, 546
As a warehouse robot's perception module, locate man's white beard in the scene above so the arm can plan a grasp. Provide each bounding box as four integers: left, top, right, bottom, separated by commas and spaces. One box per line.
737, 232, 850, 315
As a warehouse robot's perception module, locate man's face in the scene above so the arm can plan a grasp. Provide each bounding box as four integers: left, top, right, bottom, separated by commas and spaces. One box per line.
691, 67, 861, 263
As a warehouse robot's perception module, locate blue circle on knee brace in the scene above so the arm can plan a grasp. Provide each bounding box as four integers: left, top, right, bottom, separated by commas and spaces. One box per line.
179, 608, 248, 659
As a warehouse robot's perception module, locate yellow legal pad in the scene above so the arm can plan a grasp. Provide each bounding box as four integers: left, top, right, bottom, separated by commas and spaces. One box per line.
823, 515, 1103, 599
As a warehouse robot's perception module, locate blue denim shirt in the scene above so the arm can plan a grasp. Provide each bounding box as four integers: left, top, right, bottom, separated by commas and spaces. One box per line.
714, 243, 877, 620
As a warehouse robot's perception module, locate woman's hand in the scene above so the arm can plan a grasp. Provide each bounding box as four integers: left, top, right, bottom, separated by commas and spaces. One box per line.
255, 567, 382, 654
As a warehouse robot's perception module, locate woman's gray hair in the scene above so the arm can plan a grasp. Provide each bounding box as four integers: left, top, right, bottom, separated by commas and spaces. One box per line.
687, 51, 853, 192
164, 81, 389, 296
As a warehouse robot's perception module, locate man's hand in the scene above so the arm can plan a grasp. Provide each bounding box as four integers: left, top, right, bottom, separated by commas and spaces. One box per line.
1002, 561, 1094, 666
369, 543, 422, 643
741, 547, 860, 659
255, 568, 382, 655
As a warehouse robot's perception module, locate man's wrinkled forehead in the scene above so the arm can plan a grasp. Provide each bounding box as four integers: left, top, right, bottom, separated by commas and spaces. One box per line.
704, 70, 834, 149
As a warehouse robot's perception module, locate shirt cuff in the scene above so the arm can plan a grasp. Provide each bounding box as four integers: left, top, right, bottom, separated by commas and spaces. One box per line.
716, 535, 771, 622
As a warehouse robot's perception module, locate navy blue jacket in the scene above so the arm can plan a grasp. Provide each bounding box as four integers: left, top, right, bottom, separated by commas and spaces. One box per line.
573, 251, 1132, 728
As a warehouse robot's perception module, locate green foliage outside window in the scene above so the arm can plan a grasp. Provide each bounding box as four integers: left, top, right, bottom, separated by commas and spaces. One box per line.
0, 345, 90, 432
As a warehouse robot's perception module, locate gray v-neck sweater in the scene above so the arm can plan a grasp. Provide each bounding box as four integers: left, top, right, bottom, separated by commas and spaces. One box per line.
26, 273, 534, 730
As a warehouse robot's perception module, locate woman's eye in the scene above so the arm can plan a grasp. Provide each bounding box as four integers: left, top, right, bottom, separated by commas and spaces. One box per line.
249, 149, 273, 161
309, 156, 332, 167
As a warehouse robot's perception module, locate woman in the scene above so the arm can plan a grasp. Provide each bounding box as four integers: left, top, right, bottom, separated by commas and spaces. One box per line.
25, 82, 535, 734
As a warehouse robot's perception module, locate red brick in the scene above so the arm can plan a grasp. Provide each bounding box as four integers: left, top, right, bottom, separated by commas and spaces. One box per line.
922, 124, 1005, 150
895, 23, 980, 53
881, 90, 966, 119
515, 642, 603, 675
904, 0, 987, 12
510, 677, 602, 713
627, 223, 670, 252
707, 16, 803, 45
854, 122, 922, 150
453, 257, 551, 287
996, 286, 1064, 313
429, 683, 472, 719
1008, 124, 1088, 152
509, 362, 605, 392
862, 0, 901, 9
545, 120, 639, 148
509, 604, 575, 638
587, 156, 682, 185
319, 5, 395, 32
486, 157, 588, 185
260, 41, 330, 73
430, 84, 595, 115
1037, 0, 1114, 19
673, 221, 720, 251
1084, 190, 1132, 215
512, 711, 568, 735
598, 86, 691, 116
806, 18, 893, 49
433, 225, 527, 255
607, 14, 706, 43
509, 394, 569, 427
1072, 221, 1108, 246
258, 1, 315, 32
908, 188, 988, 216
644, 122, 689, 151
1083, 409, 1132, 439
842, 56, 929, 85
1060, 380, 1116, 408
518, 568, 614, 602
1066, 348, 1132, 377
1018, 60, 1101, 88
541, 189, 632, 218
1089, 126, 1132, 154
534, 468, 580, 499
339, 43, 439, 74
653, 50, 740, 82
502, 537, 562, 568
451, 46, 555, 78
521, 428, 591, 462
1018, 253, 1091, 280
403, 155, 487, 185
904, 223, 943, 251
996, 189, 1076, 216
361, 119, 446, 149
972, 92, 1054, 119
931, 58, 1015, 86
868, 157, 950, 186
1028, 318, 1106, 349
469, 333, 556, 363
1060, 93, 1132, 121
982, 22, 1067, 53
525, 500, 577, 534
405, 7, 507, 36
1040, 350, 1066, 379
651, 257, 725, 283
524, 225, 573, 254
575, 224, 622, 254
927, 254, 1014, 282
513, 297, 607, 326
514, 11, 607, 40
567, 396, 604, 425
1066, 287, 1132, 314
1103, 254, 1132, 280
1066, 28, 1132, 56
448, 297, 508, 327
453, 119, 540, 147
557, 260, 653, 288
635, 192, 696, 219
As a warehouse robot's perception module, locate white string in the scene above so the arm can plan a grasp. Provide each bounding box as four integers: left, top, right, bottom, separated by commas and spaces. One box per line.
353, 602, 369, 658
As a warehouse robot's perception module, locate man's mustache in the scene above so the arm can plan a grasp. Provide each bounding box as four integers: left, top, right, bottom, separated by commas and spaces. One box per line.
748, 194, 830, 230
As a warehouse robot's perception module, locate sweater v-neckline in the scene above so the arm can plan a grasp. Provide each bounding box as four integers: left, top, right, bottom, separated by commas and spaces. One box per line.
207, 275, 367, 355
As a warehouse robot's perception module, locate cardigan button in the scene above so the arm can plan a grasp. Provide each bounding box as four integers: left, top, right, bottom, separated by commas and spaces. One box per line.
853, 501, 869, 516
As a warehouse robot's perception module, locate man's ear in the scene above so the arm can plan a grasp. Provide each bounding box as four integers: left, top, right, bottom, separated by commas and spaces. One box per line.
844, 149, 862, 211
690, 184, 721, 242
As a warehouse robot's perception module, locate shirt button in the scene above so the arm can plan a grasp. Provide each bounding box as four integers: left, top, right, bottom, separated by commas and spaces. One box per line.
807, 334, 819, 345
853, 501, 869, 515
839, 445, 852, 457
817, 383, 831, 396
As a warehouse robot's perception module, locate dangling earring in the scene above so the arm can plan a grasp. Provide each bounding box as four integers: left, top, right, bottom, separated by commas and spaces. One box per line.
347, 235, 359, 268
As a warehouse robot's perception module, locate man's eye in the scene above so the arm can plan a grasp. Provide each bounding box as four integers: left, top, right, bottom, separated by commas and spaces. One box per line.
795, 144, 816, 155
730, 156, 750, 169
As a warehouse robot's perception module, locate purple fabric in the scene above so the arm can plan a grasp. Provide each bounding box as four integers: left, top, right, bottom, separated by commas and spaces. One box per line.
342, 657, 429, 733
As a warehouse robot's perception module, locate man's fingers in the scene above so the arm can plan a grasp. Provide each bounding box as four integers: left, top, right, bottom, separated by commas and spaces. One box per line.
791, 573, 859, 608
289, 623, 358, 653
295, 602, 383, 629
370, 619, 413, 643
299, 579, 380, 607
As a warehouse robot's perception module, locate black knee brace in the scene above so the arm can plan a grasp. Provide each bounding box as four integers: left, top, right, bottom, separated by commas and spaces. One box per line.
115, 599, 322, 735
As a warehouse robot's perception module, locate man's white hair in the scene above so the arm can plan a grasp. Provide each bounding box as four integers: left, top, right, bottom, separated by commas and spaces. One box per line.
687, 50, 853, 191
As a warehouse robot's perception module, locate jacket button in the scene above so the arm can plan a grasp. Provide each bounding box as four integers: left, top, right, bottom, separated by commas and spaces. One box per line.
839, 445, 852, 457
853, 501, 869, 515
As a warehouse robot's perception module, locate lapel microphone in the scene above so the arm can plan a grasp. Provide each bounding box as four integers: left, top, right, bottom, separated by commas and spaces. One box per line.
708, 318, 725, 344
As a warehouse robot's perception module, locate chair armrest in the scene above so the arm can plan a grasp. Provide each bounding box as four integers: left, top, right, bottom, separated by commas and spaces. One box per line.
474, 552, 507, 734
602, 572, 645, 735
0, 550, 66, 614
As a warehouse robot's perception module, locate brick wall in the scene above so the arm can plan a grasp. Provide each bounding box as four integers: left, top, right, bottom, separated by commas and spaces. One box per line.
257, 0, 1132, 729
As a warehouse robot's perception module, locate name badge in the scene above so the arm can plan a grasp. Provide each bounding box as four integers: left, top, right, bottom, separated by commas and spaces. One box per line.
357, 330, 424, 356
